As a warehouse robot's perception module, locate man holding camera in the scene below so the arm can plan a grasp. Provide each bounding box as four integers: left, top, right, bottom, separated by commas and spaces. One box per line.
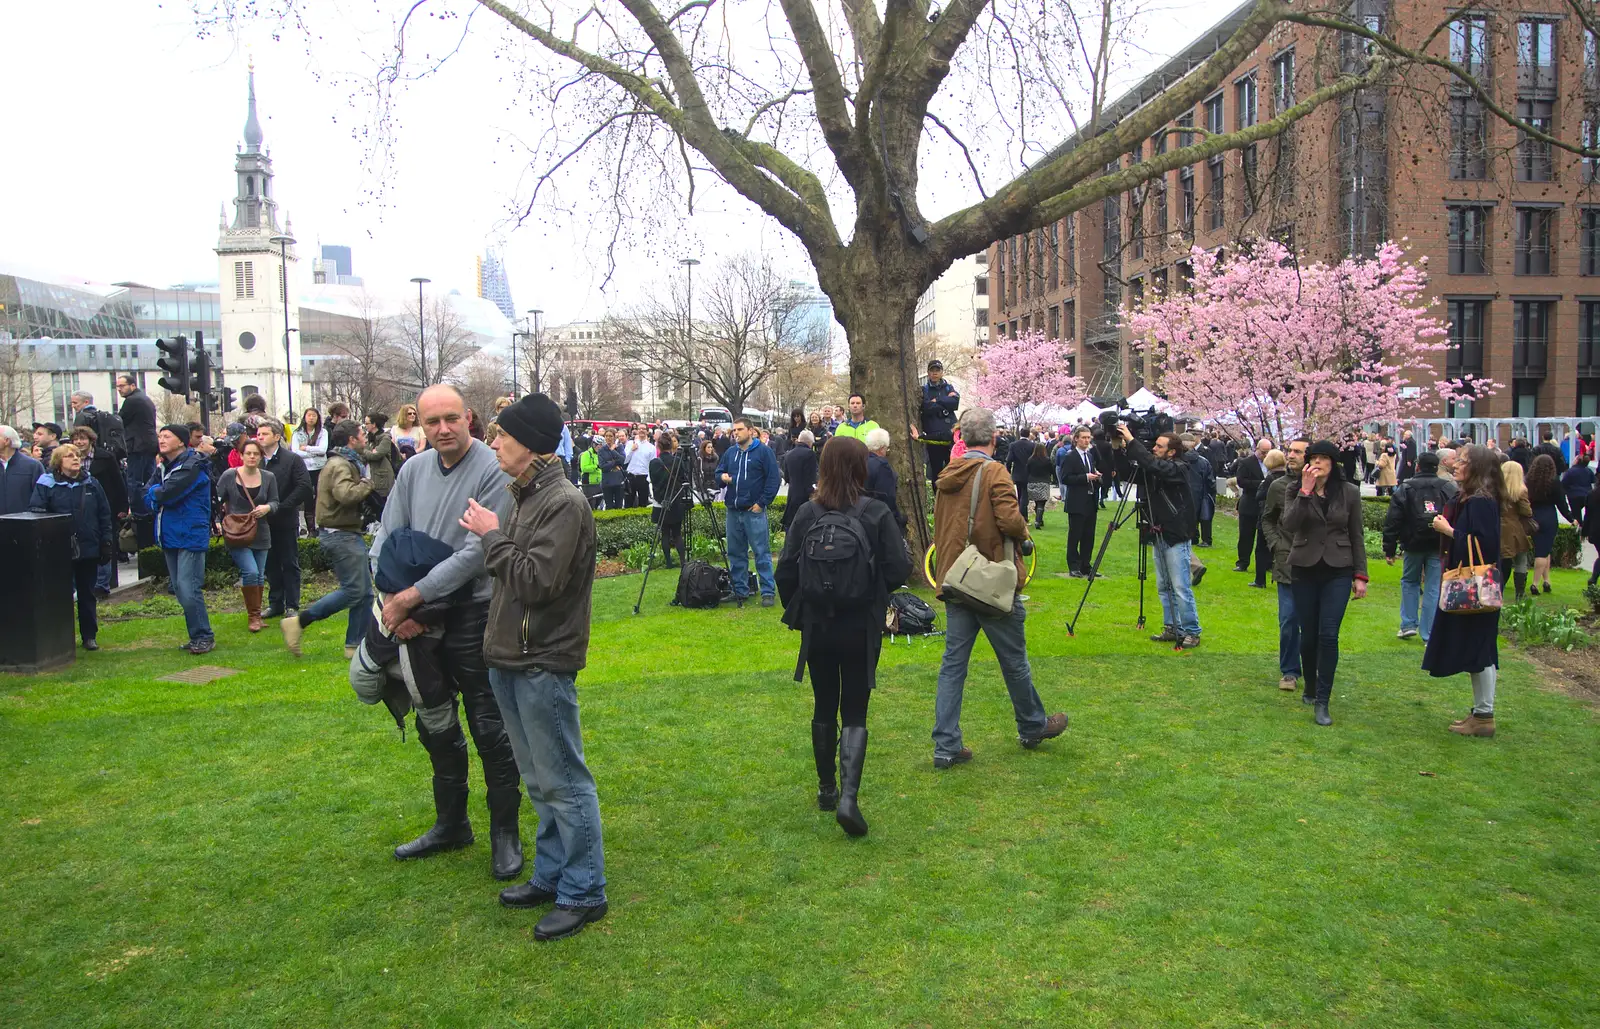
1116, 423, 1201, 649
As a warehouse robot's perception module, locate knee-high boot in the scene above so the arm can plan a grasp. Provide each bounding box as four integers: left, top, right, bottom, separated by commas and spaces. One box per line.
394, 721, 474, 860
835, 726, 869, 837
243, 585, 263, 633
486, 784, 525, 882
1514, 571, 1528, 602
810, 720, 838, 811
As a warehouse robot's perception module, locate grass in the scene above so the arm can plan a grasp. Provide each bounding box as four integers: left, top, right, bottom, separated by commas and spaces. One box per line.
2, 508, 1597, 1028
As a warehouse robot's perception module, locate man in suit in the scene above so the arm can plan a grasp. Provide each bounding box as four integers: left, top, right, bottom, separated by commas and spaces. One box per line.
1060, 426, 1102, 578
258, 419, 313, 617
115, 374, 158, 519
0, 425, 45, 515
1233, 437, 1271, 573
1004, 432, 1035, 510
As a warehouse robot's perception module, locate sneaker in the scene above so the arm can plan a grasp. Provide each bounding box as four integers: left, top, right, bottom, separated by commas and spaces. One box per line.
760, 595, 775, 608
933, 747, 973, 770
1174, 635, 1201, 650
281, 615, 303, 657
1278, 675, 1298, 691
83, 638, 99, 651
1020, 712, 1069, 749
1397, 628, 1419, 639
188, 637, 215, 655
1149, 626, 1179, 643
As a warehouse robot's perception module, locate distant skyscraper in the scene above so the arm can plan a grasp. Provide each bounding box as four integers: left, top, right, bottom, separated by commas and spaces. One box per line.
476, 249, 516, 322
321, 245, 353, 279
313, 244, 361, 286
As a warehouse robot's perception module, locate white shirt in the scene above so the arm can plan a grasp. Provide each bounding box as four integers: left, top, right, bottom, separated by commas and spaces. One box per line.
625, 440, 657, 475
1076, 446, 1093, 473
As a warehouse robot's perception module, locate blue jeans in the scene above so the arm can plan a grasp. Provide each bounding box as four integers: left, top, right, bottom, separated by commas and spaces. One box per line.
1276, 583, 1302, 678
228, 545, 269, 586
1291, 572, 1353, 704
932, 597, 1049, 759
725, 508, 774, 598
298, 529, 371, 646
1151, 537, 1201, 637
163, 547, 212, 643
1400, 550, 1441, 642
488, 666, 607, 907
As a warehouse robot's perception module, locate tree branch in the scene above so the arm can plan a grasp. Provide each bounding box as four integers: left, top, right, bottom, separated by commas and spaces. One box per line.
924, 109, 987, 198
774, 0, 866, 187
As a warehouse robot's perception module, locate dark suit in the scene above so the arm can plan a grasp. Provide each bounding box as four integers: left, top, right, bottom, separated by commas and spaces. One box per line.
781, 444, 817, 531
1234, 454, 1267, 571
118, 388, 158, 516
1, 451, 46, 515
1060, 446, 1100, 575
261, 444, 311, 613
1005, 438, 1035, 509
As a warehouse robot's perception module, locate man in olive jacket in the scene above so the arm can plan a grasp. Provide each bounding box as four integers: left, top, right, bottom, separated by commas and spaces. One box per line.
1259, 439, 1308, 692
459, 392, 606, 943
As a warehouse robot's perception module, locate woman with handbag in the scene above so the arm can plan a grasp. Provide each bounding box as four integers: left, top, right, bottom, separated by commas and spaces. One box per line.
1280, 440, 1368, 727
1424, 446, 1505, 738
30, 445, 113, 651
217, 438, 281, 632
1497, 459, 1534, 602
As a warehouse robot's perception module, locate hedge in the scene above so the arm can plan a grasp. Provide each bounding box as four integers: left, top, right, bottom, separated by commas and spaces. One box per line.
138, 498, 793, 578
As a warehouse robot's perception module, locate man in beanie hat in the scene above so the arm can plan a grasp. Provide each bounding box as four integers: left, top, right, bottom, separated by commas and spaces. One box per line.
460, 392, 607, 941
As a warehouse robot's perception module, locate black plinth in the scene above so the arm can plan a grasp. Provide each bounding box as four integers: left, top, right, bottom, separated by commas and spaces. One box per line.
0, 513, 76, 674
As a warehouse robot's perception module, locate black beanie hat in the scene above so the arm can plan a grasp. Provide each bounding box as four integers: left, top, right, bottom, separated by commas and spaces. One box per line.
497, 393, 564, 454
1417, 451, 1440, 473
1306, 439, 1341, 462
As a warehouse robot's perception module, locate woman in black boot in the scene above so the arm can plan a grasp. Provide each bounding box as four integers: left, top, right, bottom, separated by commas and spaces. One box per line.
776, 436, 911, 837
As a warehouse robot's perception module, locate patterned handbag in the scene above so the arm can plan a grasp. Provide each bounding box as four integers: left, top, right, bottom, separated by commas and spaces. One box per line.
1438, 535, 1502, 615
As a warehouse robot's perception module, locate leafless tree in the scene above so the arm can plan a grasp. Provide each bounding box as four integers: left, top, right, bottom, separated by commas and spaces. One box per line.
396, 295, 480, 392
311, 290, 406, 418
453, 351, 512, 427
0, 342, 50, 427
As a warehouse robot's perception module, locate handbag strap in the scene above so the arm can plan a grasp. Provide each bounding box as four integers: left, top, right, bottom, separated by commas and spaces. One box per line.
1466, 533, 1482, 568
963, 460, 1017, 565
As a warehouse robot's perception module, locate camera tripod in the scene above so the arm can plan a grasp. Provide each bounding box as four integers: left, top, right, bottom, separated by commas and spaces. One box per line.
632, 442, 728, 615
1065, 458, 1154, 634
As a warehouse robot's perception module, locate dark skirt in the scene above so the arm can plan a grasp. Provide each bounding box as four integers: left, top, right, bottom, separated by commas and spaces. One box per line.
1530, 503, 1558, 558
1422, 604, 1500, 677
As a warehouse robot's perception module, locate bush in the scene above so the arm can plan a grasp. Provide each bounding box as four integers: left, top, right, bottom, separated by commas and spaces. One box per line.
1552, 524, 1581, 569
139, 534, 363, 580
1585, 580, 1600, 615
594, 499, 786, 557
1500, 598, 1593, 651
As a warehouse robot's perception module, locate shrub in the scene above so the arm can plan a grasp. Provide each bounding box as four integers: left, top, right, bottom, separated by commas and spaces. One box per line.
1552, 524, 1581, 569
139, 534, 363, 580
1585, 580, 1600, 615
1501, 598, 1593, 651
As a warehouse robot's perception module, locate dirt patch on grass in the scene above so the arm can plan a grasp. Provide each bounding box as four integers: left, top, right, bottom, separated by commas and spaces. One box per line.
1525, 645, 1600, 710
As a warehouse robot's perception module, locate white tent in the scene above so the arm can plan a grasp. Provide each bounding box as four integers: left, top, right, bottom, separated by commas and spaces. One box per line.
1064, 399, 1111, 425
1124, 386, 1177, 413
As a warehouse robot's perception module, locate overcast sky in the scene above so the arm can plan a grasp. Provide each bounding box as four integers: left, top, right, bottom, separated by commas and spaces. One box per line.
0, 0, 1225, 325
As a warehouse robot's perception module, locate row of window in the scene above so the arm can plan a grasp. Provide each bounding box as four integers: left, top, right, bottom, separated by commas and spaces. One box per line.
1446, 205, 1600, 276
1447, 297, 1600, 416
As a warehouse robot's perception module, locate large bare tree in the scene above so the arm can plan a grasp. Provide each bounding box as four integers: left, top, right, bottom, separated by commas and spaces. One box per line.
396, 295, 480, 392
201, 0, 1599, 563
311, 289, 406, 418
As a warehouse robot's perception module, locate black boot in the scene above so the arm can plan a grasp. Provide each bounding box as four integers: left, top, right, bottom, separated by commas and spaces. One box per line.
835, 726, 869, 837
1313, 701, 1333, 726
395, 724, 474, 860
486, 784, 525, 882
811, 720, 838, 811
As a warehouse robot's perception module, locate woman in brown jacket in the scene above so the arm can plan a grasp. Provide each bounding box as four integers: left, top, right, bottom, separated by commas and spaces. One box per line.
1498, 459, 1534, 601
1375, 445, 1398, 497
1281, 440, 1369, 727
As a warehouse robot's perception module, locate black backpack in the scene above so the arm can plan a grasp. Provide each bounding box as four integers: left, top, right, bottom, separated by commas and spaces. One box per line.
95, 410, 127, 460
885, 591, 937, 636
798, 500, 874, 610
676, 560, 726, 609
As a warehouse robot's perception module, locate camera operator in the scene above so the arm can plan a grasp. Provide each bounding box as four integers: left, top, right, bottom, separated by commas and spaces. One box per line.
1114, 422, 1202, 649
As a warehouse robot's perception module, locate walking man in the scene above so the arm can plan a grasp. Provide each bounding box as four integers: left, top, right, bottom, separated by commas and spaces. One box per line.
1059, 426, 1101, 578
460, 392, 607, 942
715, 416, 781, 607
1261, 439, 1308, 690
1383, 450, 1457, 643
257, 420, 312, 618
282, 420, 374, 659
930, 408, 1068, 769
146, 424, 215, 653
373, 385, 525, 882
918, 360, 960, 483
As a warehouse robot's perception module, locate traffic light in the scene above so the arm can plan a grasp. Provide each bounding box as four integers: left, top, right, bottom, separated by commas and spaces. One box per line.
219, 386, 237, 413
189, 346, 212, 400
155, 337, 190, 396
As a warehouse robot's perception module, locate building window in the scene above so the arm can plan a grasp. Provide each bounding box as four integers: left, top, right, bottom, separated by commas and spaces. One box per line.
1033, 228, 1047, 296
1177, 113, 1194, 149
1010, 320, 1019, 337
1019, 234, 1030, 301
1517, 20, 1558, 95
1587, 29, 1600, 95
1179, 167, 1195, 237
975, 307, 988, 327
1583, 119, 1600, 184
1046, 223, 1060, 291
1449, 98, 1487, 179
1065, 214, 1077, 284
1515, 100, 1554, 182
1450, 16, 1490, 81
1103, 194, 1122, 259
234, 261, 255, 299
1582, 209, 1600, 275
238, 330, 257, 351
1131, 193, 1145, 260
1446, 299, 1486, 377
1008, 237, 1019, 304
1581, 301, 1600, 376
1021, 315, 1031, 333
1514, 207, 1555, 274
1130, 277, 1145, 311
1272, 50, 1296, 113
1274, 129, 1296, 203
1152, 175, 1168, 244
1207, 156, 1225, 230
1205, 94, 1224, 137
993, 245, 1005, 304
1153, 268, 1169, 298
1176, 260, 1194, 290
1236, 75, 1257, 129
1062, 301, 1075, 339
1513, 300, 1550, 378
1241, 145, 1259, 217
1047, 305, 1060, 338
1513, 379, 1541, 417
975, 275, 988, 296
1580, 379, 1600, 417
1446, 206, 1489, 274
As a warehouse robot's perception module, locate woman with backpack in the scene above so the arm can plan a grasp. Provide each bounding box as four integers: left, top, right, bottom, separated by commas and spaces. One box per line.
776, 436, 912, 838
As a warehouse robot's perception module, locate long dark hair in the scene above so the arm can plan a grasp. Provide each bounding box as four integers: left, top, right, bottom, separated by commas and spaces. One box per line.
1525, 453, 1560, 504
814, 436, 868, 511
297, 407, 323, 439
1458, 445, 1506, 506
788, 408, 805, 431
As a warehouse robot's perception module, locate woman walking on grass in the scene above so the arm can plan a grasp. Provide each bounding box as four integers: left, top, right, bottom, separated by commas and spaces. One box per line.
1497, 460, 1534, 602
1280, 440, 1368, 727
1525, 454, 1577, 595
1424, 446, 1505, 738
776, 436, 911, 838
216, 439, 280, 632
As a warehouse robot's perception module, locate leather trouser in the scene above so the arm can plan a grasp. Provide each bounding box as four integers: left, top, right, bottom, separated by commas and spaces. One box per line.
439, 600, 523, 815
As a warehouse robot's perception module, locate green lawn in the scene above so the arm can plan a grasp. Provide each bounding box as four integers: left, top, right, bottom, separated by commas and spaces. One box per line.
3, 509, 1597, 1028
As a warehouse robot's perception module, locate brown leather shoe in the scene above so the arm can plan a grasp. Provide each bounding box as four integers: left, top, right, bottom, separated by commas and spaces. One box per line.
1449, 714, 1495, 737
1020, 712, 1069, 749
1278, 676, 1298, 692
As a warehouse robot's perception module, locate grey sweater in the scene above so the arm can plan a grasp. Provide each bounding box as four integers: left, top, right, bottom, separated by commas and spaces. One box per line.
370, 439, 512, 603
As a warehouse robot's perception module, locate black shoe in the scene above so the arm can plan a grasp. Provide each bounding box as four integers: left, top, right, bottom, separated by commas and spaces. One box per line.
264, 605, 285, 619
499, 880, 558, 909
1302, 693, 1315, 705
836, 726, 869, 837
93, 588, 112, 598
1541, 583, 1552, 594
487, 787, 525, 882
1246, 581, 1267, 589
1232, 564, 1249, 573
811, 720, 838, 811
1314, 701, 1333, 726
1020, 712, 1069, 749
188, 637, 215, 655
83, 638, 99, 651
395, 779, 474, 860
1150, 626, 1179, 643
534, 902, 608, 941
1088, 570, 1109, 580
1191, 566, 1206, 587
1068, 571, 1086, 579
933, 747, 973, 770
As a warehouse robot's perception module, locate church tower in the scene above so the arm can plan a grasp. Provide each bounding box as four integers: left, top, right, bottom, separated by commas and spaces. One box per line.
216, 63, 301, 418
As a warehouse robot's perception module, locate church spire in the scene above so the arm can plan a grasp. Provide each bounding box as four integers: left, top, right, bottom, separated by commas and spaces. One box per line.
243, 60, 264, 153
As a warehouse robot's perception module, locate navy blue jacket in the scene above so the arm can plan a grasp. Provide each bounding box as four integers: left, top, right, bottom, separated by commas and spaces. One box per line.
919, 380, 960, 440
714, 438, 781, 511
145, 448, 214, 551
1, 451, 46, 515
30, 470, 113, 560
865, 452, 906, 529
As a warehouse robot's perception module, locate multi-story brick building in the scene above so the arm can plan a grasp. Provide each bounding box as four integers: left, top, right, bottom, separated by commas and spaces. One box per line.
987, 0, 1600, 419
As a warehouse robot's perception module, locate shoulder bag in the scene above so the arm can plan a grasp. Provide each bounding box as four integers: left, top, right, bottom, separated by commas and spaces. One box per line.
938, 462, 1017, 617
1438, 534, 1501, 615
222, 481, 261, 548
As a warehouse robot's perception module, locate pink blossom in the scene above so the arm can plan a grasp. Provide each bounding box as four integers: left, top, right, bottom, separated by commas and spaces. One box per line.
971, 329, 1088, 430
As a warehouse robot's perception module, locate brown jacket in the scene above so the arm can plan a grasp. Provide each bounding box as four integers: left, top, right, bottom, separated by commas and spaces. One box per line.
932, 453, 1029, 595
481, 458, 596, 673
1500, 492, 1533, 558
315, 452, 373, 531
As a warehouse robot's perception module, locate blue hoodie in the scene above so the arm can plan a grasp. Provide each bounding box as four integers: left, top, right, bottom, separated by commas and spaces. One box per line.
714, 436, 781, 511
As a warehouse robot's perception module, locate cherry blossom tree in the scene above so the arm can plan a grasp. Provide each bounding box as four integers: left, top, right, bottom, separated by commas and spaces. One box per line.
1126, 240, 1497, 442
971, 329, 1087, 433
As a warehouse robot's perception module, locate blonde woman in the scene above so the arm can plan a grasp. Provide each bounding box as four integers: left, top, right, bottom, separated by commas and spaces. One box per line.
390, 403, 425, 452
1498, 459, 1534, 601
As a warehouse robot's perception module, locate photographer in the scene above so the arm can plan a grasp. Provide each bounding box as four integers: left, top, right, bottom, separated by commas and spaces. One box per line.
1115, 423, 1201, 649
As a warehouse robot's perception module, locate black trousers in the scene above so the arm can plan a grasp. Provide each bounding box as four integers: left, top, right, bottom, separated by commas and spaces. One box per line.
924, 441, 951, 483
661, 519, 686, 564
808, 621, 874, 728
265, 516, 302, 612
72, 557, 99, 643
1067, 511, 1097, 575
304, 469, 321, 533
1016, 482, 1028, 510
1253, 523, 1272, 586
626, 473, 650, 508
1236, 507, 1260, 569
603, 484, 625, 510
434, 601, 522, 800
1198, 518, 1213, 545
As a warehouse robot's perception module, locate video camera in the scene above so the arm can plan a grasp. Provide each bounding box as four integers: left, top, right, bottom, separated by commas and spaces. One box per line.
1098, 403, 1175, 450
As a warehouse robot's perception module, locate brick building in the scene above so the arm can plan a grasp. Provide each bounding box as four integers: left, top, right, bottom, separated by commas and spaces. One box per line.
987, 0, 1600, 419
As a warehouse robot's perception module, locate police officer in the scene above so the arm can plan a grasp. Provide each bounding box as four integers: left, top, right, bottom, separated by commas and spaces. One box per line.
918, 360, 960, 483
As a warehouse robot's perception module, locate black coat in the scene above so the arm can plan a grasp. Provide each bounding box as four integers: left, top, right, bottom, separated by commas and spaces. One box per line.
1235, 454, 1267, 515
648, 452, 692, 526
918, 380, 960, 441
1423, 494, 1501, 678
117, 389, 159, 456
1059, 446, 1100, 516
1, 451, 46, 515
781, 444, 818, 529
1005, 438, 1036, 485
261, 445, 311, 524
30, 470, 114, 561
1124, 438, 1196, 544
865, 452, 906, 529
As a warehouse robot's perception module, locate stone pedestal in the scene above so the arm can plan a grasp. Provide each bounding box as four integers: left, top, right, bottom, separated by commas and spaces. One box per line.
0, 513, 76, 674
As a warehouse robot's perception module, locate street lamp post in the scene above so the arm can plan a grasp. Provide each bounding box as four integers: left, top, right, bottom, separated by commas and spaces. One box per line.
530, 309, 543, 396
680, 258, 700, 414
269, 233, 297, 417
410, 276, 431, 387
